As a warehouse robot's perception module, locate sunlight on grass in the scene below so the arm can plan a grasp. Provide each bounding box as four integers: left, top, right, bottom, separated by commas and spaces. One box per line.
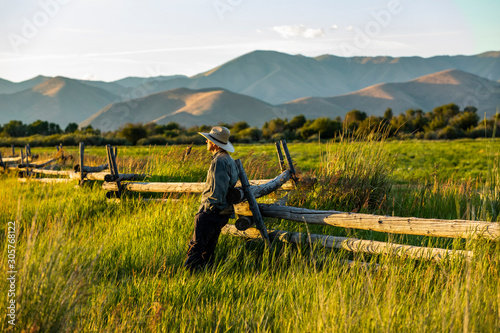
1, 140, 499, 331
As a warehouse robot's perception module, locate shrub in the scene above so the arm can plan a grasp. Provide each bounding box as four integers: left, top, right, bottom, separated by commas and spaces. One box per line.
270, 132, 287, 142
468, 126, 495, 139
231, 121, 250, 133
396, 132, 415, 140
424, 131, 437, 140
414, 132, 425, 140
118, 123, 148, 145
287, 115, 306, 130
449, 111, 479, 131
234, 128, 262, 142
437, 126, 464, 140
137, 135, 168, 146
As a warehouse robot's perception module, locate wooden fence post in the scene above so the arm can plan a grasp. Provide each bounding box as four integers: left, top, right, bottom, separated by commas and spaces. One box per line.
111, 147, 120, 178
0, 151, 4, 171
105, 145, 122, 198
105, 145, 115, 197
275, 141, 286, 173
235, 159, 270, 246
280, 140, 296, 181
25, 148, 31, 177
20, 149, 28, 178
79, 142, 85, 186
11, 144, 15, 157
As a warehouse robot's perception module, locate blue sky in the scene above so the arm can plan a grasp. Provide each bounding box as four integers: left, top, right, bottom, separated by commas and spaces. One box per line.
0, 0, 499, 82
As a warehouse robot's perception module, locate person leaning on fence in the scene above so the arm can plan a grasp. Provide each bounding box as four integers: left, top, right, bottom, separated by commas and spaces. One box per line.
184, 126, 238, 272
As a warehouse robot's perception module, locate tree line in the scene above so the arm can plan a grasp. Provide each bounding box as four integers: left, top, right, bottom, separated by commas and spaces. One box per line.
1, 103, 498, 146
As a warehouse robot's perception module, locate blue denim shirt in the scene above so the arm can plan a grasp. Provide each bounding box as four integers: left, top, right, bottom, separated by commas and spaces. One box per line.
198, 150, 238, 214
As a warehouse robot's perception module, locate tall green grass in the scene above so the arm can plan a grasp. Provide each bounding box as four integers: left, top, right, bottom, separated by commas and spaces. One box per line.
1, 142, 499, 332
289, 130, 393, 213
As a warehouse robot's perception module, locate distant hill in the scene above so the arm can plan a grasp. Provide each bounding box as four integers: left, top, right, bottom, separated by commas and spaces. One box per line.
113, 75, 188, 88
282, 69, 500, 118
0, 75, 189, 97
188, 51, 350, 105
80, 87, 284, 131
1, 50, 500, 129
1, 50, 499, 104
121, 51, 354, 104
84, 69, 500, 132
78, 79, 126, 96
114, 50, 500, 104
0, 75, 51, 95
0, 78, 14, 94
314, 51, 500, 94
0, 76, 119, 126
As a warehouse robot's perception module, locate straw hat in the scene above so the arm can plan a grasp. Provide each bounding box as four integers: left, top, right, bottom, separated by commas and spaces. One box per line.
198, 126, 235, 153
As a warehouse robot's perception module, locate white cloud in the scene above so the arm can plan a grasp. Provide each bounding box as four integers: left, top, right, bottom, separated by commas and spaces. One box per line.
331, 24, 339, 30
346, 26, 354, 31
272, 24, 325, 39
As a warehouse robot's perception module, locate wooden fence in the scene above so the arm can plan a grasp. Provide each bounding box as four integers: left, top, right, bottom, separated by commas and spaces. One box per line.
4, 140, 499, 262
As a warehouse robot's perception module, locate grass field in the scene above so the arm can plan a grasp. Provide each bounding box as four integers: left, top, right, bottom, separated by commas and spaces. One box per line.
1, 139, 499, 332
28, 138, 499, 182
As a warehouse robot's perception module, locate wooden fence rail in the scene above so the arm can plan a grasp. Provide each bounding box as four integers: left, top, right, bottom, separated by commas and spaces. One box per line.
73, 164, 108, 173
234, 203, 500, 240
20, 169, 142, 182
18, 177, 74, 184
17, 157, 58, 169
2, 156, 22, 163
101, 178, 295, 194
28, 169, 73, 176
221, 224, 473, 261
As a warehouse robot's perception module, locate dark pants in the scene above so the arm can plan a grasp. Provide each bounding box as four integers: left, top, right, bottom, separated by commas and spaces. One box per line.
184, 211, 229, 272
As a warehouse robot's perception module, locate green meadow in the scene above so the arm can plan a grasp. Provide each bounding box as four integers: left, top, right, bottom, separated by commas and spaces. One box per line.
1, 138, 499, 332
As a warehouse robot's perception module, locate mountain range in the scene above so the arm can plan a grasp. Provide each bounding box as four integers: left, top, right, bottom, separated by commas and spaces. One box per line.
0, 50, 499, 130
0, 76, 119, 126
282, 69, 500, 119
79, 87, 282, 131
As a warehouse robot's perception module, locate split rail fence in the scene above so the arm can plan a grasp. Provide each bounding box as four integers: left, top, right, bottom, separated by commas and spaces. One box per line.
3, 141, 499, 263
